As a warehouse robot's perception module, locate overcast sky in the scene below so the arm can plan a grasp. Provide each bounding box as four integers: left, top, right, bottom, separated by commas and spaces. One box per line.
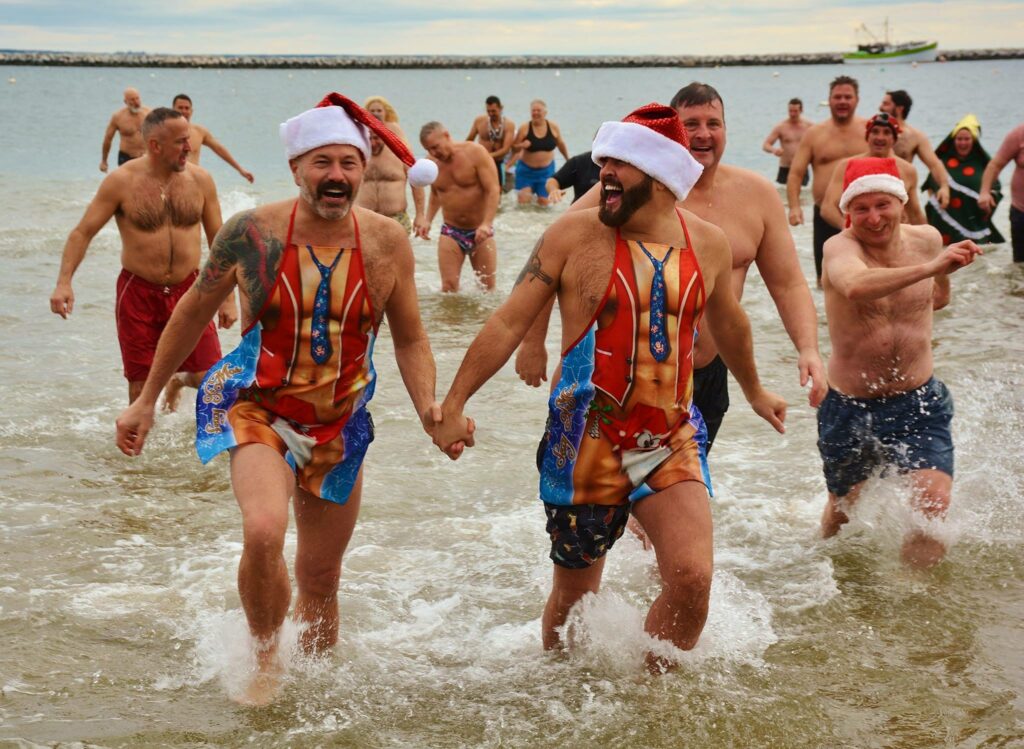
1, 1, 1022, 56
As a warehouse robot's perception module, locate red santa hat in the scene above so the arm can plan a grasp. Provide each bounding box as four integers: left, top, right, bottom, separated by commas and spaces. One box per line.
839, 157, 908, 215
864, 111, 902, 139
590, 102, 703, 201
279, 92, 437, 187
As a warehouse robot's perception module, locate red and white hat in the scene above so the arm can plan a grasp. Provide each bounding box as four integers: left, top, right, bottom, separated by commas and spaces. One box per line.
839, 157, 908, 215
591, 102, 703, 201
279, 92, 437, 187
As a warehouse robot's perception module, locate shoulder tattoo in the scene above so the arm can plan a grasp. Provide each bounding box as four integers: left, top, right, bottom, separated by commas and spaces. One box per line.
198, 211, 283, 316
515, 235, 554, 286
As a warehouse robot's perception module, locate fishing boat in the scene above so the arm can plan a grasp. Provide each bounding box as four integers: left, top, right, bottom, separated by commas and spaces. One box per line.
843, 20, 939, 64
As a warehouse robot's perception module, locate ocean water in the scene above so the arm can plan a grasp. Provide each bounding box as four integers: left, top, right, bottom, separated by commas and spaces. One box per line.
0, 61, 1022, 747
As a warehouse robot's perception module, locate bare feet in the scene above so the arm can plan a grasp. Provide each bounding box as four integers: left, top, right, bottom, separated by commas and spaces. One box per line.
900, 531, 946, 569
161, 374, 186, 413
233, 648, 284, 707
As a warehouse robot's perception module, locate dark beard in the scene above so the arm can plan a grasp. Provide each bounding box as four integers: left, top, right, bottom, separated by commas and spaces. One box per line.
598, 175, 654, 227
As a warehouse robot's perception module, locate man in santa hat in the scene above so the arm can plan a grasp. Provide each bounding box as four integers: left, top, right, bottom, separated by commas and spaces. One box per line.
819, 111, 927, 229
818, 156, 981, 569
432, 103, 786, 671
114, 93, 462, 705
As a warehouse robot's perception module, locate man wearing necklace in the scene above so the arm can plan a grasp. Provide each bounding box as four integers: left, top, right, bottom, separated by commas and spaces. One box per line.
50, 106, 236, 408
466, 95, 516, 193
115, 94, 457, 706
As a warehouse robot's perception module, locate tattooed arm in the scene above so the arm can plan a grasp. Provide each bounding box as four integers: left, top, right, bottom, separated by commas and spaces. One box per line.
115, 210, 269, 456
433, 228, 568, 453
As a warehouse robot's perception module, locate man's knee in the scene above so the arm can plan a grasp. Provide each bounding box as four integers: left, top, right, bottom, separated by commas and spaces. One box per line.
660, 562, 712, 606
241, 513, 288, 559
295, 561, 342, 599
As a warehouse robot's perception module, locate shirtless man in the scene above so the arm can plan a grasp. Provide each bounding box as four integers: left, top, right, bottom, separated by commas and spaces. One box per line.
762, 98, 813, 186
880, 90, 951, 207
356, 130, 425, 234
820, 112, 927, 229
519, 83, 826, 453
100, 87, 150, 172
787, 75, 869, 283
52, 107, 235, 406
466, 95, 516, 192
172, 94, 254, 183
114, 94, 461, 705
415, 122, 500, 292
818, 156, 981, 568
432, 104, 785, 669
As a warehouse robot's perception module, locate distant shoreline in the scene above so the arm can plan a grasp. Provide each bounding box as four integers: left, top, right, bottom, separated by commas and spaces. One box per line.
2, 48, 1023, 69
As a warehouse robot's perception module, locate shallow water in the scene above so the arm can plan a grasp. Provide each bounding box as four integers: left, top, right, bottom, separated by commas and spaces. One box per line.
1, 62, 1022, 747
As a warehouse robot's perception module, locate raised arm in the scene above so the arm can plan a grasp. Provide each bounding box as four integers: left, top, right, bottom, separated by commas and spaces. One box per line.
114, 211, 250, 455
702, 229, 786, 432
50, 175, 122, 318
465, 117, 481, 142
100, 116, 117, 172
755, 186, 827, 406
202, 130, 254, 183
436, 232, 566, 450
786, 132, 814, 225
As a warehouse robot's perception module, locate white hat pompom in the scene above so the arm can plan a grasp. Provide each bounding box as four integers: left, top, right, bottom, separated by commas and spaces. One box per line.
408, 158, 438, 188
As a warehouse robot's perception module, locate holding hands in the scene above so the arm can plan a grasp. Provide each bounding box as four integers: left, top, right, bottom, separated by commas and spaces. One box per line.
422, 402, 476, 460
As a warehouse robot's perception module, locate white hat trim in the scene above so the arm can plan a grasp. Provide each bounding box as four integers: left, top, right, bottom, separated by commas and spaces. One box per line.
279, 106, 370, 161
591, 120, 703, 201
839, 174, 908, 214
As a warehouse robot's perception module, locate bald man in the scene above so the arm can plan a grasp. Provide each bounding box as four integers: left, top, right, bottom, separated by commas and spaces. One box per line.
100, 87, 151, 172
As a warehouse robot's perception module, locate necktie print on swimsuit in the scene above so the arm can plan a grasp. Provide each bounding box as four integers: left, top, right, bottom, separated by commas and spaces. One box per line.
307, 245, 345, 365
639, 242, 672, 363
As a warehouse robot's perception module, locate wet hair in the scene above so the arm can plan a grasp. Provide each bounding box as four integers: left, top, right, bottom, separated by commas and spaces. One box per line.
788, 97, 803, 108
886, 89, 913, 118
485, 95, 502, 107
141, 107, 184, 138
829, 75, 859, 94
419, 121, 446, 143
172, 93, 192, 106
670, 82, 725, 117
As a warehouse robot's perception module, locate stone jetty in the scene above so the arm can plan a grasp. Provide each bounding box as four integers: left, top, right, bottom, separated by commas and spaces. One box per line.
1, 49, 1022, 69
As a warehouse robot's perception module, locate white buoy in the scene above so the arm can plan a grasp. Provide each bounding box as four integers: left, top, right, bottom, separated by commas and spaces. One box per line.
772, 71, 780, 77
7, 77, 15, 84
554, 70, 560, 76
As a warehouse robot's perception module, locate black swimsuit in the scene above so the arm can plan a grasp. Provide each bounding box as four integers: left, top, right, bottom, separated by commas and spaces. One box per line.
526, 120, 557, 152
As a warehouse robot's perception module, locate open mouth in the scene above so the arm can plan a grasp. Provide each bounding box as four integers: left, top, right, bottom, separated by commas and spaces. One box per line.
602, 182, 623, 208
319, 184, 351, 203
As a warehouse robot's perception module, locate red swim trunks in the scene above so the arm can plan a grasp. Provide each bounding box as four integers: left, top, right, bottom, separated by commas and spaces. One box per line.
115, 269, 222, 382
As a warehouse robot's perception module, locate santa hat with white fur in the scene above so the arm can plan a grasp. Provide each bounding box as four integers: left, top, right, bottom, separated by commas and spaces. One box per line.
279, 92, 437, 187
839, 156, 908, 215
590, 102, 703, 201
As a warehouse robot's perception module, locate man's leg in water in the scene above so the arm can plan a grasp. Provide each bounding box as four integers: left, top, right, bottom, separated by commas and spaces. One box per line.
468, 237, 497, 292
292, 470, 363, 654
903, 468, 951, 569
230, 442, 295, 704
542, 556, 606, 651
161, 371, 206, 412
821, 484, 863, 538
630, 481, 713, 671
437, 234, 468, 293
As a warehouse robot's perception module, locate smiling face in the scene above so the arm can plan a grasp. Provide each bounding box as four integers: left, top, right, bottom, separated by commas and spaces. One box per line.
368, 101, 386, 121
598, 158, 654, 227
847, 191, 903, 246
954, 128, 974, 158
866, 125, 896, 157
172, 97, 193, 121
676, 99, 725, 170
829, 84, 859, 123
291, 144, 365, 221
530, 101, 546, 122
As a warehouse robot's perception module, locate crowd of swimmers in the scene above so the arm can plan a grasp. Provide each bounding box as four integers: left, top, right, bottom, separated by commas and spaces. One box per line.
49, 77, 1023, 704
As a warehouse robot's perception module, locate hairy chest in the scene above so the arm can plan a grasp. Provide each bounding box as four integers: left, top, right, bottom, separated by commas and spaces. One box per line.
123, 178, 203, 231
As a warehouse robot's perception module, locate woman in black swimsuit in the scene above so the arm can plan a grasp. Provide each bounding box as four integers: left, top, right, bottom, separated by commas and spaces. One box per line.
508, 100, 569, 206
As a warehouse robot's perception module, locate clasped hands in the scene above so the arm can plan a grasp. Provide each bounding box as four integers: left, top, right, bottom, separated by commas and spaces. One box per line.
421, 402, 476, 461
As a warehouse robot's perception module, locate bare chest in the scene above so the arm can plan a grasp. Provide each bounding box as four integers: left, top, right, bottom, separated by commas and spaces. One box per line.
813, 130, 865, 167
435, 156, 480, 191
122, 177, 203, 231
364, 152, 407, 182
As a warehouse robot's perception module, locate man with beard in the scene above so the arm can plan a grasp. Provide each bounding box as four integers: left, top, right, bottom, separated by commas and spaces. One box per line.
100, 87, 150, 171
415, 122, 500, 292
172, 93, 255, 183
517, 83, 825, 455
819, 157, 981, 568
466, 95, 516, 192
820, 112, 928, 229
879, 90, 951, 208
786, 75, 869, 283
431, 104, 786, 669
356, 129, 425, 234
114, 94, 454, 705
51, 107, 235, 408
